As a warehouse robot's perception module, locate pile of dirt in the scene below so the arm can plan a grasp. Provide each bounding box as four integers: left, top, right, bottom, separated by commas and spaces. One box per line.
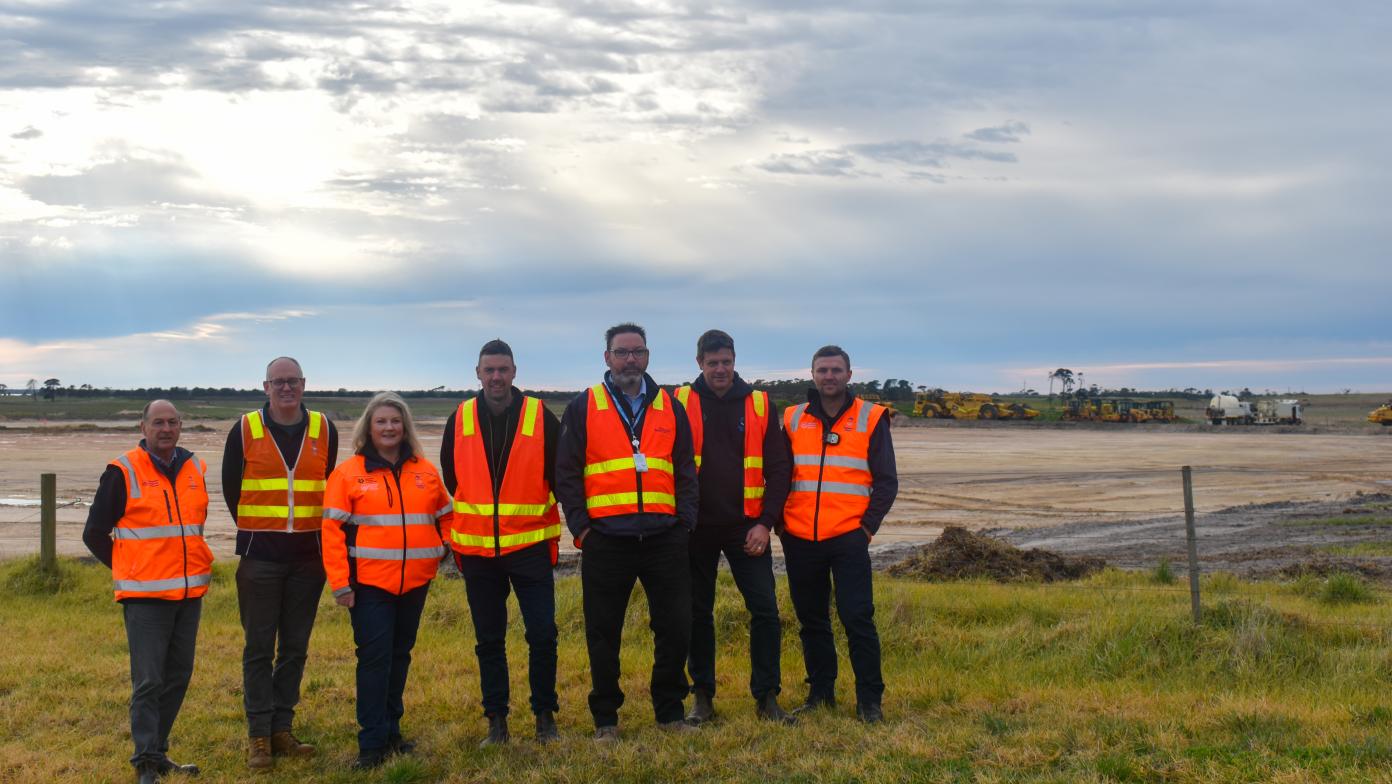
888, 526, 1105, 583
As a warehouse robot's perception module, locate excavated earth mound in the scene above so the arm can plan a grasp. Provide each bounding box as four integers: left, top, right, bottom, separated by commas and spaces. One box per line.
889, 525, 1106, 582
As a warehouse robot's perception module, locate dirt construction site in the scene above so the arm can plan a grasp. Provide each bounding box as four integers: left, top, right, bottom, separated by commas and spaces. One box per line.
3, 416, 1390, 580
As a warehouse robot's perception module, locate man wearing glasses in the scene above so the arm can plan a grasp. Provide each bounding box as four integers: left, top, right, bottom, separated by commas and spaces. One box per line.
555, 323, 699, 740
221, 356, 339, 770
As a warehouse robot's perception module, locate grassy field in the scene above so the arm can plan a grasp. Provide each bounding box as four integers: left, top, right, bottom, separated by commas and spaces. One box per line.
3, 558, 1392, 783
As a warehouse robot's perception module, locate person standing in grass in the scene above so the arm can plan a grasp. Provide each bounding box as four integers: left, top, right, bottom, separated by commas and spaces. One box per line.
675, 330, 795, 725
83, 399, 214, 784
780, 345, 897, 723
321, 392, 452, 769
555, 322, 700, 741
439, 339, 563, 746
221, 356, 338, 771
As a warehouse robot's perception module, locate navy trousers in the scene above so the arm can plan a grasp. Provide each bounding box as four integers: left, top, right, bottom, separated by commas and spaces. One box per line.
687, 522, 782, 700
348, 583, 429, 753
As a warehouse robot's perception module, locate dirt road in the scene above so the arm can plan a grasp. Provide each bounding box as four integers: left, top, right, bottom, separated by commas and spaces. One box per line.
3, 421, 1389, 569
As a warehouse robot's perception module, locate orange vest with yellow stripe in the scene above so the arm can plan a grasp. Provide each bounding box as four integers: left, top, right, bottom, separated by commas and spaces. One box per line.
782, 397, 884, 541
448, 396, 561, 557
237, 408, 329, 532
321, 454, 451, 596
109, 448, 215, 601
583, 383, 677, 518
674, 385, 769, 518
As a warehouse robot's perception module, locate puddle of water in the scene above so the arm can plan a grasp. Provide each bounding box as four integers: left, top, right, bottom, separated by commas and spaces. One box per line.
0, 498, 41, 507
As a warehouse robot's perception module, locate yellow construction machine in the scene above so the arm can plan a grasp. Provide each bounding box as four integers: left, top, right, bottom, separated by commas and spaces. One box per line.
858, 393, 902, 424
1369, 401, 1392, 426
1062, 398, 1164, 423
913, 389, 1039, 421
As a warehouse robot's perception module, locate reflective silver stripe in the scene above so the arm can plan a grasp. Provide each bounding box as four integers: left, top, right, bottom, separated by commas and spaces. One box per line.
789, 480, 871, 497
856, 400, 872, 432
435, 503, 452, 519
793, 455, 869, 471
348, 545, 447, 560
113, 572, 212, 592
112, 524, 204, 540
332, 586, 354, 598
348, 513, 437, 527
788, 403, 808, 432
324, 508, 352, 522
117, 455, 141, 499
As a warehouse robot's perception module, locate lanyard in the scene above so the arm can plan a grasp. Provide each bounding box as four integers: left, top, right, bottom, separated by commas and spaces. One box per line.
605, 380, 645, 449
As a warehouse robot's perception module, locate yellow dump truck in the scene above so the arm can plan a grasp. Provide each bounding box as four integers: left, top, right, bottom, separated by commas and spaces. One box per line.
1370, 401, 1392, 426
1062, 398, 1168, 423
913, 390, 1039, 421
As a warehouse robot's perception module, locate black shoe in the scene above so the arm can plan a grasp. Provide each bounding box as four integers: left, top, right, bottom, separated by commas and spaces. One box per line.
157, 756, 200, 776
387, 734, 416, 756
535, 712, 559, 743
135, 761, 160, 784
790, 694, 836, 715
685, 691, 715, 725
856, 702, 884, 724
755, 693, 797, 725
479, 713, 510, 747
351, 749, 388, 770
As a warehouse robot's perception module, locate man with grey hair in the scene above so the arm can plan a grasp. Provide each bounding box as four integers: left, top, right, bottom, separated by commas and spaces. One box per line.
221, 357, 339, 770
84, 400, 215, 783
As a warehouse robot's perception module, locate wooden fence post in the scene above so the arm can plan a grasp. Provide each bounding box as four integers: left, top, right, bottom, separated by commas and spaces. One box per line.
1182, 466, 1201, 623
40, 473, 57, 574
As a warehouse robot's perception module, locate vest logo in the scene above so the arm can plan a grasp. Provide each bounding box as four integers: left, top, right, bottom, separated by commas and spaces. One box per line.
188, 478, 198, 489
800, 421, 818, 429
653, 426, 673, 435
142, 480, 161, 488
844, 422, 855, 431
357, 477, 380, 491
414, 473, 426, 490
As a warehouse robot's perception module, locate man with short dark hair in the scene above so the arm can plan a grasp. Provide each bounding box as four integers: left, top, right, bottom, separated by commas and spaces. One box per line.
676, 329, 793, 724
222, 356, 339, 770
440, 339, 563, 746
556, 322, 699, 740
780, 345, 897, 723
84, 400, 214, 784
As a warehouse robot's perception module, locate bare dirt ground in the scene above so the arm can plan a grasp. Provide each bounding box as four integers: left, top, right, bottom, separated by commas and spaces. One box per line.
3, 419, 1390, 578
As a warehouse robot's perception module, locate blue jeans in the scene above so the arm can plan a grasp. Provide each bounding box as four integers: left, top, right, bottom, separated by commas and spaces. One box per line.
348, 583, 429, 753
456, 542, 559, 718
781, 529, 883, 707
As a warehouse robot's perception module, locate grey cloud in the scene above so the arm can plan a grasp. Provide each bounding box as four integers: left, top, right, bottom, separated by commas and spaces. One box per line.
10, 126, 42, 140
22, 157, 237, 209
756, 150, 858, 177
849, 140, 1017, 166
754, 137, 1019, 178
965, 121, 1030, 143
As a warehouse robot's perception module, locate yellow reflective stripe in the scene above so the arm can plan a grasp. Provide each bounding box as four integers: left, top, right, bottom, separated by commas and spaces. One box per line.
521, 397, 539, 437
585, 492, 677, 510
752, 390, 766, 417
694, 455, 703, 468
247, 410, 265, 440
676, 385, 691, 407
461, 398, 477, 437
239, 478, 327, 491
453, 499, 557, 516
744, 487, 765, 499
653, 389, 666, 411
743, 456, 763, 469
591, 384, 609, 411
237, 505, 324, 518
583, 457, 674, 476
450, 523, 563, 549
307, 410, 322, 439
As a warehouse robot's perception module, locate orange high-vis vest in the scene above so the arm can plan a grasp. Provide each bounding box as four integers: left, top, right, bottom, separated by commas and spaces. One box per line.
321, 454, 451, 597
448, 396, 560, 557
236, 408, 329, 532
109, 448, 215, 601
583, 383, 677, 518
674, 385, 769, 518
782, 397, 885, 542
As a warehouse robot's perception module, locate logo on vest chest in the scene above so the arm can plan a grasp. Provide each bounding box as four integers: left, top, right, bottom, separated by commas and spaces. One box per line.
799, 421, 817, 430
142, 479, 161, 489
413, 473, 426, 490
357, 477, 380, 491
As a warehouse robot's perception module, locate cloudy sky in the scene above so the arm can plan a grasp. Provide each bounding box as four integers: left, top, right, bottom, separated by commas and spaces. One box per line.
2, 1, 1388, 394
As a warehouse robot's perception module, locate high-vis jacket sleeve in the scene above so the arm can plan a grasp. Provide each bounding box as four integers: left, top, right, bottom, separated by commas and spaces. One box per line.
320, 466, 353, 596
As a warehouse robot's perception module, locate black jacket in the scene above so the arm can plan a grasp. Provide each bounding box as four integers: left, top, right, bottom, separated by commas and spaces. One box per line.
784, 389, 898, 535
556, 372, 698, 539
439, 388, 560, 497
221, 403, 339, 562
684, 373, 789, 532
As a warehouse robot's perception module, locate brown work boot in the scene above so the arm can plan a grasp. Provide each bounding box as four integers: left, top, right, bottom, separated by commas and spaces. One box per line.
247, 736, 273, 771
271, 730, 315, 757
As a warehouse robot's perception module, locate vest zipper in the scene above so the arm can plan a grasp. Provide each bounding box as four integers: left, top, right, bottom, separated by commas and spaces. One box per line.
389, 466, 407, 595
813, 436, 826, 543
164, 486, 190, 599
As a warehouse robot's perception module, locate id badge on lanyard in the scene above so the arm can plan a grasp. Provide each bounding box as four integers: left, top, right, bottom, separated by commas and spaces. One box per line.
632, 438, 648, 473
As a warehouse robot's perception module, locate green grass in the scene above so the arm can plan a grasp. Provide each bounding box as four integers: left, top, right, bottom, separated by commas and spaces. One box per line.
1320, 542, 1392, 557
1279, 516, 1392, 528
3, 559, 1392, 782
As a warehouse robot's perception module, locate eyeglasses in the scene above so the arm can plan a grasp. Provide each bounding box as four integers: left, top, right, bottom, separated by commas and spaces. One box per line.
267, 377, 304, 389
608, 348, 649, 359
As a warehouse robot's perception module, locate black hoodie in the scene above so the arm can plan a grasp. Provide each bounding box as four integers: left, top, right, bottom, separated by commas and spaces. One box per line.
685, 372, 789, 532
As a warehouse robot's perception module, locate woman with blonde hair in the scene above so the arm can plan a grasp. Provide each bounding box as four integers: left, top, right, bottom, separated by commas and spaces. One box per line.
321, 392, 452, 768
